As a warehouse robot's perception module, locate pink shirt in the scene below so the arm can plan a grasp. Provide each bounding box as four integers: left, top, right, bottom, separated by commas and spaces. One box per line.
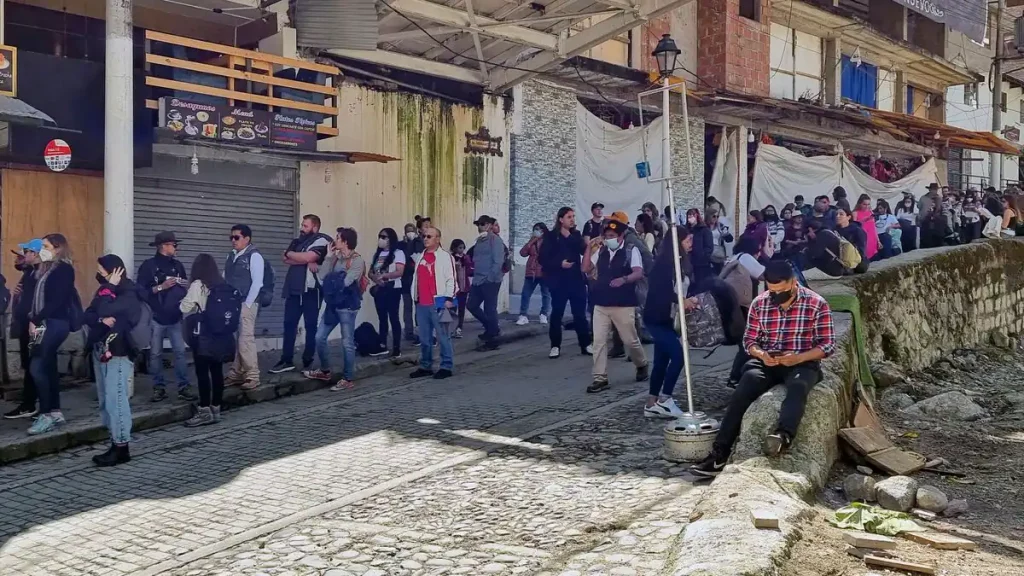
854, 209, 879, 260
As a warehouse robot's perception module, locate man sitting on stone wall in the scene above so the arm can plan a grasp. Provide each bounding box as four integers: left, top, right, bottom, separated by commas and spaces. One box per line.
691, 261, 835, 478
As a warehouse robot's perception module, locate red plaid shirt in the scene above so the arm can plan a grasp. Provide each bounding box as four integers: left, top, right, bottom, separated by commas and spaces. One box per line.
743, 286, 835, 357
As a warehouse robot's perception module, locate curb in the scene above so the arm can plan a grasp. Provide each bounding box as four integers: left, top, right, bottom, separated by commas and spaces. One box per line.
0, 322, 548, 464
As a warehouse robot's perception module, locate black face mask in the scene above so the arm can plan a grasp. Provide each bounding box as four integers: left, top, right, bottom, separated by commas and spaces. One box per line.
769, 289, 793, 306
96, 273, 108, 286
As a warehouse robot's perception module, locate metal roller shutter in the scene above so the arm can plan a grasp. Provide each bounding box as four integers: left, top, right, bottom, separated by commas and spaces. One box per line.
135, 153, 298, 339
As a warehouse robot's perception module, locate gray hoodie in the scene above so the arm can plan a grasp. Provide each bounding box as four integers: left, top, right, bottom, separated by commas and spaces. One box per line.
471, 232, 506, 285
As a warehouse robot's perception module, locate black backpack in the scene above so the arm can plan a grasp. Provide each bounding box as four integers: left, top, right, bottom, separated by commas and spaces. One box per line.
204, 284, 243, 336
258, 263, 275, 308
354, 322, 385, 356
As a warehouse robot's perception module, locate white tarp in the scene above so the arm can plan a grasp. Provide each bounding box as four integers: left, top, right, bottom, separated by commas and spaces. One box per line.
575, 102, 666, 219
707, 127, 739, 233
750, 144, 939, 211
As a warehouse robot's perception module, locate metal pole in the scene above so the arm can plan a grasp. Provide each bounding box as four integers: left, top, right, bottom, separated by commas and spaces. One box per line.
662, 76, 695, 415
104, 0, 134, 271
991, 0, 1005, 189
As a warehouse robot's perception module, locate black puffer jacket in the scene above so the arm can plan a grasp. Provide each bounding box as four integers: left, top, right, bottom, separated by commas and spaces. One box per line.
84, 279, 143, 358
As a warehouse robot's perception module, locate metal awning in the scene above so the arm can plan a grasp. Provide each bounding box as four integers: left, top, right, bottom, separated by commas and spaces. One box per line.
0, 96, 57, 127
327, 0, 694, 91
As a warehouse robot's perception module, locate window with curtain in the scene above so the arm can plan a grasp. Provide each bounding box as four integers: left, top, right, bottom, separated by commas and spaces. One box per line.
841, 55, 877, 108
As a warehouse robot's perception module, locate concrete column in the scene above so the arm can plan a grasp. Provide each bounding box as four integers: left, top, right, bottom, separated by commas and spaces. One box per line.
894, 70, 907, 115
823, 37, 841, 106
104, 0, 134, 271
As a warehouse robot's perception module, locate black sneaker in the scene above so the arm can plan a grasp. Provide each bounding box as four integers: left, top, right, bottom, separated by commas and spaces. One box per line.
635, 364, 650, 382
478, 341, 500, 352
763, 431, 793, 457
586, 380, 610, 393
269, 361, 295, 374
689, 450, 728, 478
177, 387, 199, 402
433, 369, 453, 380
410, 368, 434, 378
3, 405, 38, 419
369, 349, 389, 357
150, 388, 168, 403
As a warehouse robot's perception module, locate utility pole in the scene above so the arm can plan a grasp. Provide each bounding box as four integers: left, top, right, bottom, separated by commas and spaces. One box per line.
991, 0, 1005, 189
104, 0, 134, 271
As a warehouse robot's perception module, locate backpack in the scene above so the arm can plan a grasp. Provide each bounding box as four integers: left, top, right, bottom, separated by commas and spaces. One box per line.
127, 302, 153, 351
625, 233, 655, 274
345, 253, 369, 294
501, 244, 513, 275
827, 230, 862, 270
354, 322, 385, 356
204, 284, 243, 336
258, 263, 275, 308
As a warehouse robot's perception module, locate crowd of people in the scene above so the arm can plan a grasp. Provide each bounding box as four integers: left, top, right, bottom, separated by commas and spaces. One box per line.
2, 180, 1021, 472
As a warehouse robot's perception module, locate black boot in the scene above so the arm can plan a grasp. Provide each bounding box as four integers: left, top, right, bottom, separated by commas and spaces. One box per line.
93, 443, 131, 467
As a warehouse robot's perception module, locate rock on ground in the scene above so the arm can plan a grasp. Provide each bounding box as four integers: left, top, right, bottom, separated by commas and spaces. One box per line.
880, 388, 915, 410
902, 391, 986, 421
944, 499, 969, 518
915, 485, 949, 513
843, 473, 877, 502
875, 476, 918, 512
871, 361, 907, 388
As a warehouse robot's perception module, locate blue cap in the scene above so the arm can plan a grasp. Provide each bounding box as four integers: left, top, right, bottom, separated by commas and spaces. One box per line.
18, 239, 43, 253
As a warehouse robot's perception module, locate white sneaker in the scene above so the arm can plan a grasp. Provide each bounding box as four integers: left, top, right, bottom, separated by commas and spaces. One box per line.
644, 397, 685, 419
549, 347, 560, 359
585, 344, 594, 355
516, 315, 529, 326
539, 314, 548, 325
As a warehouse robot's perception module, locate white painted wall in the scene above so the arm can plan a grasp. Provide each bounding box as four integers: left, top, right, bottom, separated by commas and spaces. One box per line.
946, 78, 1022, 187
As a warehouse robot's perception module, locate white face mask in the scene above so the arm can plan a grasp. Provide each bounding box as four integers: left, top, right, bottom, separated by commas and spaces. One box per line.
532, 229, 543, 238
604, 237, 620, 250
687, 217, 697, 225
38, 248, 54, 262
378, 238, 389, 249
406, 232, 417, 241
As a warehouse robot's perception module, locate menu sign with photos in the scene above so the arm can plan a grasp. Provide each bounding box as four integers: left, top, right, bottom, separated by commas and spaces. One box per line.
160, 97, 220, 139
0, 45, 17, 97
270, 112, 318, 150
221, 107, 270, 145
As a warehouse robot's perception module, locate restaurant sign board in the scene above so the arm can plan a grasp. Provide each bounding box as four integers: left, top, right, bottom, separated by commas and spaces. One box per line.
0, 45, 17, 97
158, 97, 315, 151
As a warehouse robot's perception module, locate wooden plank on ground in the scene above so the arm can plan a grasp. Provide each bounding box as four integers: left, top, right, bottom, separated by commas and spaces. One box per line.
842, 531, 897, 550
867, 447, 928, 476
864, 555, 936, 574
840, 427, 894, 456
903, 532, 978, 551
750, 509, 779, 529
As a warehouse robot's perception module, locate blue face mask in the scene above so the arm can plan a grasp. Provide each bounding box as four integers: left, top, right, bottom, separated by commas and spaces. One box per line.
604, 237, 621, 250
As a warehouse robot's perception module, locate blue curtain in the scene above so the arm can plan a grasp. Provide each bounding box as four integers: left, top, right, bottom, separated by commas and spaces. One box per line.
841, 55, 878, 108
906, 86, 915, 115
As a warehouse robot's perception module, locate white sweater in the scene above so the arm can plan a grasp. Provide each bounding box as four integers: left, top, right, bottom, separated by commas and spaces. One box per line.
409, 248, 458, 299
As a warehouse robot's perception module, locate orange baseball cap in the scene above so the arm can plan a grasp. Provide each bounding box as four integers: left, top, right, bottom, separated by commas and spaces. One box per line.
610, 210, 631, 224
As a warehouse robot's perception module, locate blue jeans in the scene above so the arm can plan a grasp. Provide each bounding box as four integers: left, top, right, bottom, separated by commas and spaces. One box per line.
93, 351, 133, 444
417, 304, 454, 371
30, 318, 71, 413
150, 321, 189, 390
316, 308, 357, 381
648, 323, 683, 397
519, 277, 551, 316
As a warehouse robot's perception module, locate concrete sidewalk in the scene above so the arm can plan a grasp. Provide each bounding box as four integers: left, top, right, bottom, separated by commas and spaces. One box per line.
0, 313, 550, 463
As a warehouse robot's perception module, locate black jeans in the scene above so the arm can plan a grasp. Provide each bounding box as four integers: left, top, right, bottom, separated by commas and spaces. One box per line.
17, 330, 37, 409
467, 281, 501, 340
281, 288, 322, 366
550, 282, 591, 351
194, 354, 224, 408
30, 318, 70, 414
899, 221, 917, 253
714, 358, 822, 455
373, 285, 402, 352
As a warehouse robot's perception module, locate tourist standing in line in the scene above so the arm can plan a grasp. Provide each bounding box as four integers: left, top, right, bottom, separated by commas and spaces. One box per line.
180, 253, 233, 427
686, 208, 715, 291
224, 224, 264, 390
399, 222, 421, 343
808, 196, 836, 230
84, 254, 141, 466
582, 219, 649, 393
271, 214, 331, 374
540, 207, 593, 359
409, 226, 457, 379
691, 262, 834, 477
369, 227, 406, 358
707, 209, 733, 275
450, 239, 472, 338
26, 234, 78, 436
305, 228, 366, 390
466, 215, 505, 351
4, 241, 41, 420
517, 222, 550, 326
895, 194, 919, 253
643, 229, 693, 419
582, 202, 606, 241
1000, 194, 1023, 236
137, 231, 194, 402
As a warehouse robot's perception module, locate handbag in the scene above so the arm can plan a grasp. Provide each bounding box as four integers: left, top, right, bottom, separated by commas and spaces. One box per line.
681, 292, 727, 348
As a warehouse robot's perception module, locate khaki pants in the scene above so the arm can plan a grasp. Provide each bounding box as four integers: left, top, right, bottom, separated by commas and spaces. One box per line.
592, 305, 647, 382
229, 303, 260, 383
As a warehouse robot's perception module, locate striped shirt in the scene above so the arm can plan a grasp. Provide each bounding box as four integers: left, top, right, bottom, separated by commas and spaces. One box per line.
743, 286, 835, 357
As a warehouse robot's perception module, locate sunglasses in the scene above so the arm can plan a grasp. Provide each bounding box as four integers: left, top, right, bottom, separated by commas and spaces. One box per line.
230, 235, 242, 241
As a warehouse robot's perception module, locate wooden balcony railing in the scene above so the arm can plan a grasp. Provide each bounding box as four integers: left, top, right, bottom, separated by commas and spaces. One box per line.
144, 30, 341, 138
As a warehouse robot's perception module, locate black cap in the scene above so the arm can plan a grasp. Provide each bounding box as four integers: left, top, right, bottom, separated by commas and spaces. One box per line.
590, 202, 604, 211
149, 231, 180, 246
603, 220, 627, 235
927, 183, 939, 190
473, 215, 496, 226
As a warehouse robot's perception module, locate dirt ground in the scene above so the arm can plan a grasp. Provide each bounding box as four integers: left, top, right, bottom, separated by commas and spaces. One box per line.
782, 344, 1024, 575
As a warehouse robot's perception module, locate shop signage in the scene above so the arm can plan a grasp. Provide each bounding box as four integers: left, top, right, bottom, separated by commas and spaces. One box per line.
1004, 126, 1020, 142
892, 0, 987, 45
44, 139, 72, 172
0, 45, 17, 97
158, 97, 315, 150
464, 127, 503, 157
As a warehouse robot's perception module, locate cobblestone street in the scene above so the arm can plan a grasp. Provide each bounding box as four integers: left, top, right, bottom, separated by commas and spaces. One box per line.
0, 334, 734, 576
